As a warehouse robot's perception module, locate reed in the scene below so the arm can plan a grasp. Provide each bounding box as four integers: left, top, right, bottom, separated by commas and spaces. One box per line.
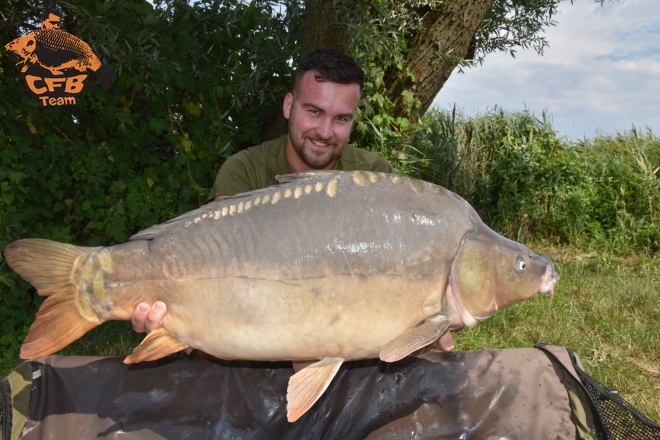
411, 107, 660, 254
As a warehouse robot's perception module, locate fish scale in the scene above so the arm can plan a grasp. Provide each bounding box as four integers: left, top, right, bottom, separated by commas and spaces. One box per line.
4, 170, 560, 423
33, 29, 101, 69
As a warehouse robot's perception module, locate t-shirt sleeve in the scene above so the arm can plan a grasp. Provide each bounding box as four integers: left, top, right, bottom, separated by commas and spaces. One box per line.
337, 145, 397, 174
367, 156, 396, 174
208, 151, 261, 199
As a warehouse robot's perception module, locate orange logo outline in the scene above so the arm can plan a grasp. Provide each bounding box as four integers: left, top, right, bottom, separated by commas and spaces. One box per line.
5, 7, 117, 106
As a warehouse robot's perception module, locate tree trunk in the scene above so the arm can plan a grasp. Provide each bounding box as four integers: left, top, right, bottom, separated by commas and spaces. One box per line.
384, 0, 495, 120
299, 0, 359, 59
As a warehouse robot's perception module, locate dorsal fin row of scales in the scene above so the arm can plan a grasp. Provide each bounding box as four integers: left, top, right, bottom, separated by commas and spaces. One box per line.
36, 29, 94, 57
129, 171, 443, 242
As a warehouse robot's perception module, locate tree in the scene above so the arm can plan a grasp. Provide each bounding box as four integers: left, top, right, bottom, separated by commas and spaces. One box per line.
298, 0, 610, 121
380, 0, 496, 120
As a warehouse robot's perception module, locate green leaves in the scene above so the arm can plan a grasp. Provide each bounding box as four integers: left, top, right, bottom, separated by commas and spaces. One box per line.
149, 118, 168, 135
412, 107, 660, 254
0, 0, 302, 373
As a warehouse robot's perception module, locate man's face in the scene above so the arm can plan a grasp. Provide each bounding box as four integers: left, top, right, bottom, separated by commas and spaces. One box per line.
41, 13, 61, 30
283, 70, 360, 171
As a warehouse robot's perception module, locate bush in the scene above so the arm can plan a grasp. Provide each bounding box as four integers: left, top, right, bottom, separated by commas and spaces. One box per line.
412, 107, 660, 253
0, 0, 301, 365
575, 130, 660, 251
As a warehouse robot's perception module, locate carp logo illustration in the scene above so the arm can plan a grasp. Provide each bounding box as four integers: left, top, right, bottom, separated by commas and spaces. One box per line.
5, 8, 117, 106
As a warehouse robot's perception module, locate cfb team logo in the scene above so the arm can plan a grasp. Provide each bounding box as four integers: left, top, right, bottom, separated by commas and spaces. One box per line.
4, 8, 117, 106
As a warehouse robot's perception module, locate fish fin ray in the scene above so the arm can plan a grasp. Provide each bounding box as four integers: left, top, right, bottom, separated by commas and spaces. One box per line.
4, 239, 103, 360
129, 201, 228, 241
379, 314, 451, 362
129, 206, 215, 241
130, 223, 172, 241
124, 328, 188, 363
287, 357, 343, 422
20, 286, 102, 360
4, 239, 91, 291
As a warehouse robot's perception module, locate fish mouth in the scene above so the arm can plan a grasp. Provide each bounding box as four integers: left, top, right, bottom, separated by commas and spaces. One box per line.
535, 254, 560, 308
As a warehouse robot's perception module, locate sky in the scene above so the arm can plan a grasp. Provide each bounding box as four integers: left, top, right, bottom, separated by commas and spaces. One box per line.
432, 0, 660, 140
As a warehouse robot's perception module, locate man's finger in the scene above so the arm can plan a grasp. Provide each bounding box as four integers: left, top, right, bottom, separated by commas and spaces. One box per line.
144, 301, 167, 333
131, 302, 151, 333
410, 330, 456, 357
435, 330, 455, 352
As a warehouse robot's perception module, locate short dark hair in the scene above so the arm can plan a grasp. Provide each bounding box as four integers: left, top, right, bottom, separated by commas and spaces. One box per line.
293, 49, 364, 97
41, 7, 63, 22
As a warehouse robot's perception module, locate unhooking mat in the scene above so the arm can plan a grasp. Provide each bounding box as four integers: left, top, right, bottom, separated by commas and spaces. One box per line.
2, 344, 659, 439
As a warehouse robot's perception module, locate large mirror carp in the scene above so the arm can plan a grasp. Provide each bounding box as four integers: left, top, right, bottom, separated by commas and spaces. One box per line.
5, 171, 559, 422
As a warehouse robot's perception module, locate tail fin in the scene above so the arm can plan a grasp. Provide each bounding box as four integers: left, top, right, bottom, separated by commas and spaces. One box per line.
94, 64, 117, 89
4, 239, 103, 360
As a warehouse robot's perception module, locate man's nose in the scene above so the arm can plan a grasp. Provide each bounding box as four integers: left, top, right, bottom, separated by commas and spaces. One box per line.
316, 117, 333, 139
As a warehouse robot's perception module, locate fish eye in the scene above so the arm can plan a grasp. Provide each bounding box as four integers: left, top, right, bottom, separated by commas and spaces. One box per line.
516, 257, 528, 272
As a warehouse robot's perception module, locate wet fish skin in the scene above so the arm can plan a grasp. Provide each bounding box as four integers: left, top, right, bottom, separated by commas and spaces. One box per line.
4, 170, 559, 422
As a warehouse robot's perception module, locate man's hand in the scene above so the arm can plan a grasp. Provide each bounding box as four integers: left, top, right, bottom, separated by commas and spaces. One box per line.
411, 330, 456, 356
433, 330, 455, 352
131, 301, 167, 333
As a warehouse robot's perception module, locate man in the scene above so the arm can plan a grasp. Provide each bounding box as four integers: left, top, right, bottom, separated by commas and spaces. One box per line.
130, 49, 455, 352
41, 8, 62, 29
207, 49, 393, 200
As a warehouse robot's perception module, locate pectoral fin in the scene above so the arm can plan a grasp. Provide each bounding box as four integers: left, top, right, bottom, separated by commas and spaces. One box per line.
287, 357, 344, 422
379, 314, 452, 362
292, 361, 316, 373
124, 328, 188, 364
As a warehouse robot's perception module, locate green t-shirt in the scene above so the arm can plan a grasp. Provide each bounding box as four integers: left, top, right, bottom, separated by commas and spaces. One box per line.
209, 135, 395, 198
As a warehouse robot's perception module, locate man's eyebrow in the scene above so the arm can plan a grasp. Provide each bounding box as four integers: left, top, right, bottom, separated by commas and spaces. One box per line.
301, 102, 354, 118
301, 102, 325, 113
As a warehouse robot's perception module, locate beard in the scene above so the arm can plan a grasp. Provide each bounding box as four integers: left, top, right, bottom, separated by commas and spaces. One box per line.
288, 117, 346, 169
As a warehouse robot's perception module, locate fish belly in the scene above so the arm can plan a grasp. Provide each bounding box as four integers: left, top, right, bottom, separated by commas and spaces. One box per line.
160, 273, 445, 361
99, 237, 447, 361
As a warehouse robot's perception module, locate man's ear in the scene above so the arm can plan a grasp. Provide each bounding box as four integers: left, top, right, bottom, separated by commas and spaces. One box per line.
283, 92, 293, 119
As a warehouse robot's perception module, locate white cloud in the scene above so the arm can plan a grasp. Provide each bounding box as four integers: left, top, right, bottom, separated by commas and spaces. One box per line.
432, 0, 660, 139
